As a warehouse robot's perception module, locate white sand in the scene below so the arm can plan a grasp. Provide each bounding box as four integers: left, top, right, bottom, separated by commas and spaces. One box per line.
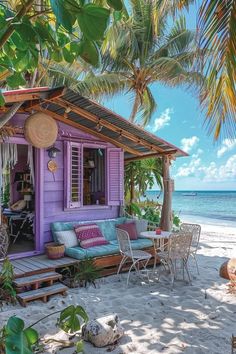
1, 223, 235, 354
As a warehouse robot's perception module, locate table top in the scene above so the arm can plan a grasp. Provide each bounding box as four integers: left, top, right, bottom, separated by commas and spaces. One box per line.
140, 230, 171, 239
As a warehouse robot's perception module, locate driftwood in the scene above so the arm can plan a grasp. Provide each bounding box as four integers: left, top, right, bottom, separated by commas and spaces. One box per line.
232, 335, 236, 354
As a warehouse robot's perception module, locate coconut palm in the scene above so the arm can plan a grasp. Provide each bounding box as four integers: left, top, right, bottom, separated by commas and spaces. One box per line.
125, 158, 163, 205
197, 0, 236, 140
76, 0, 202, 125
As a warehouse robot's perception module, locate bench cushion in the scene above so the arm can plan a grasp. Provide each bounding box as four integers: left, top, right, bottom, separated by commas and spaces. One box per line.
65, 243, 120, 260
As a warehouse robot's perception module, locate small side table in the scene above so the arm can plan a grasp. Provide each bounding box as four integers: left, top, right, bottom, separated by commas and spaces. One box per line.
140, 231, 171, 269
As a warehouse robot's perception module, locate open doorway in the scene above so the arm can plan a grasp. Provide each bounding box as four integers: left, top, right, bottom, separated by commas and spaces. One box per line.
1, 143, 35, 255
83, 147, 106, 206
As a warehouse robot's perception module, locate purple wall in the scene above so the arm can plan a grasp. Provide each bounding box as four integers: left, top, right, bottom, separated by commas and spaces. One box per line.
4, 114, 124, 253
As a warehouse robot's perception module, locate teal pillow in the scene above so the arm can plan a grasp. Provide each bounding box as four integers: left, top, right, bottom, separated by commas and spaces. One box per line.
97, 217, 126, 241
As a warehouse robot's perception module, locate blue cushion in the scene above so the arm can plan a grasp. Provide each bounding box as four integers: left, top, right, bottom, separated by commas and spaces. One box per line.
65, 247, 86, 260
97, 217, 126, 241
111, 238, 153, 249
65, 243, 120, 260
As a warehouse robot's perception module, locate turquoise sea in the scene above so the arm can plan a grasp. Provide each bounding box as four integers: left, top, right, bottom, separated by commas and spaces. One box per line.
144, 191, 236, 227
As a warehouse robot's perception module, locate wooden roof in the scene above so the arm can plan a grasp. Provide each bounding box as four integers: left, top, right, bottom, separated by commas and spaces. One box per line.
1, 87, 188, 161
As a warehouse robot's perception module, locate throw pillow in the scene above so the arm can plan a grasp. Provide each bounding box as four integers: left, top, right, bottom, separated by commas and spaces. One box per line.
126, 219, 148, 235
54, 230, 78, 249
74, 223, 109, 249
116, 222, 138, 240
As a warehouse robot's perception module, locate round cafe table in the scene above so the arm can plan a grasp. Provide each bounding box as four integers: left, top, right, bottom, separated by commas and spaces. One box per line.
140, 230, 171, 269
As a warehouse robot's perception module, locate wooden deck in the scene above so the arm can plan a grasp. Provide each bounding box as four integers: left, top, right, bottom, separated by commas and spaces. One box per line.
0, 255, 79, 278
0, 246, 156, 279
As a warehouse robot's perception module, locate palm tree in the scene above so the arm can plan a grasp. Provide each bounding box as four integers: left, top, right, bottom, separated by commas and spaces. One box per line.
197, 0, 236, 140
76, 0, 201, 125
125, 158, 163, 205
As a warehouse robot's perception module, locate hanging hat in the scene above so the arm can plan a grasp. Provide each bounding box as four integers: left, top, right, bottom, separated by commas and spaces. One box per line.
24, 112, 58, 148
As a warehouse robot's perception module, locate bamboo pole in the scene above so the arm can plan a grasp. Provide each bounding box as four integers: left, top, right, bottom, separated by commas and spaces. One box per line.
160, 155, 172, 231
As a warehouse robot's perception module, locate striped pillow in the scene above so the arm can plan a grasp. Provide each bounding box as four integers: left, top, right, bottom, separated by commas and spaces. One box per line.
74, 223, 109, 249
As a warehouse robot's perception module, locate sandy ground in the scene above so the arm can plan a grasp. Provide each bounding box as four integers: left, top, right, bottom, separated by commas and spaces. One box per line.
0, 222, 235, 354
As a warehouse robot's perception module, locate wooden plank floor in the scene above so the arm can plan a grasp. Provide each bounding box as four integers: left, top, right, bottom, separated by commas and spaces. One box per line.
0, 255, 79, 278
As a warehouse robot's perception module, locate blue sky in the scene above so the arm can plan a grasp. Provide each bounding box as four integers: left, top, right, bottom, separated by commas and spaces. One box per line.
103, 5, 236, 191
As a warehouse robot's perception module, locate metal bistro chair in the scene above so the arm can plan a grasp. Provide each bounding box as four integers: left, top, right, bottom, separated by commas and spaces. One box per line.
116, 228, 152, 286
158, 232, 192, 289
180, 223, 201, 274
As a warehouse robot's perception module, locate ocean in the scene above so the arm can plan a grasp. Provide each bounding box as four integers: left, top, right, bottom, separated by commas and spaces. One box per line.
144, 190, 236, 227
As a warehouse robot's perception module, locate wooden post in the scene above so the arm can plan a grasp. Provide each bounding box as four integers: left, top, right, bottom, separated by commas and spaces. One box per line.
160, 155, 172, 231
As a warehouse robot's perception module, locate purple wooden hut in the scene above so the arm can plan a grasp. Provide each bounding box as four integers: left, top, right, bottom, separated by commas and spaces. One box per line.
0, 87, 187, 261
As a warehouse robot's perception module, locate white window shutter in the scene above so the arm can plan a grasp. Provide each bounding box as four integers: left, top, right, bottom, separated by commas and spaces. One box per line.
107, 148, 124, 206
65, 142, 81, 208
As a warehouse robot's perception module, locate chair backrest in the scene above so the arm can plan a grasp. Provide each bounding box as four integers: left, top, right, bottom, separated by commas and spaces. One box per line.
116, 228, 133, 256
180, 223, 201, 250
168, 232, 192, 261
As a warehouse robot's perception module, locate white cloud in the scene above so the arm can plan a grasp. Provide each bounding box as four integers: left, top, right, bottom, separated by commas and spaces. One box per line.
200, 154, 236, 181
180, 136, 199, 153
175, 153, 236, 182
175, 156, 201, 177
217, 139, 236, 158
153, 108, 173, 132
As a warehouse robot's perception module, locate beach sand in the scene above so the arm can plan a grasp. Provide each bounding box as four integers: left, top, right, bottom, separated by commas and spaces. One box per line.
1, 222, 235, 354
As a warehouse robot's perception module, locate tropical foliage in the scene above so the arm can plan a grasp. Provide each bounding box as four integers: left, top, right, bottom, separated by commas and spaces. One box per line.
125, 158, 163, 204
129, 202, 181, 228
0, 0, 125, 104
77, 0, 202, 125
0, 305, 88, 353
197, 0, 236, 140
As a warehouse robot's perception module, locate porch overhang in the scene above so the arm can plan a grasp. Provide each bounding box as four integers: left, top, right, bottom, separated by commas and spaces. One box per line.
0, 87, 188, 160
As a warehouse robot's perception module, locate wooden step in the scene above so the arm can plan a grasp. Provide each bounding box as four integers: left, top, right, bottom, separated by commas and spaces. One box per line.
13, 271, 62, 290
17, 283, 68, 307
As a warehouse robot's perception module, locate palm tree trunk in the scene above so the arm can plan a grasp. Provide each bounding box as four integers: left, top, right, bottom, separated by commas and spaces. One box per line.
129, 93, 139, 123
160, 156, 172, 231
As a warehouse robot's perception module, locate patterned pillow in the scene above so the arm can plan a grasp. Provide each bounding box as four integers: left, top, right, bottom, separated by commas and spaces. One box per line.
116, 222, 138, 240
74, 223, 109, 249
54, 230, 78, 249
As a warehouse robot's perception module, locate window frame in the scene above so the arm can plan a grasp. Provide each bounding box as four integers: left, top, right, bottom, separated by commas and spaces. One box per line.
64, 141, 108, 210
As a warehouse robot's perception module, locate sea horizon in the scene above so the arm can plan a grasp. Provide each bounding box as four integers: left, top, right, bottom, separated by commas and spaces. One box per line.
143, 190, 236, 228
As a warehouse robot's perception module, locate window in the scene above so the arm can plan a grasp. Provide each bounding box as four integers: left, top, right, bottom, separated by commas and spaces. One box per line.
83, 147, 106, 206
65, 142, 123, 209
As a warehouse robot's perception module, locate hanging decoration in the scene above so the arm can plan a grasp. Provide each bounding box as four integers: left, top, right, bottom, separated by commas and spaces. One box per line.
24, 112, 58, 148
47, 160, 58, 181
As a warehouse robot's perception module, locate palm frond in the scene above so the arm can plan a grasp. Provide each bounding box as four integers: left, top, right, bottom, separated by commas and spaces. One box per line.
76, 72, 130, 99
139, 87, 157, 126
198, 0, 236, 139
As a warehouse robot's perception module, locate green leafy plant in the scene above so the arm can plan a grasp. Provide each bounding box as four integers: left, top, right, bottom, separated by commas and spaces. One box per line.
0, 0, 127, 104
0, 305, 88, 353
75, 258, 101, 288
0, 258, 16, 306
127, 202, 181, 229
60, 259, 101, 288
58, 305, 88, 333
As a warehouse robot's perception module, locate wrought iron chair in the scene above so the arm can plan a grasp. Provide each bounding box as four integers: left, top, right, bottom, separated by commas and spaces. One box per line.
180, 223, 201, 274
158, 232, 192, 288
116, 228, 152, 286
